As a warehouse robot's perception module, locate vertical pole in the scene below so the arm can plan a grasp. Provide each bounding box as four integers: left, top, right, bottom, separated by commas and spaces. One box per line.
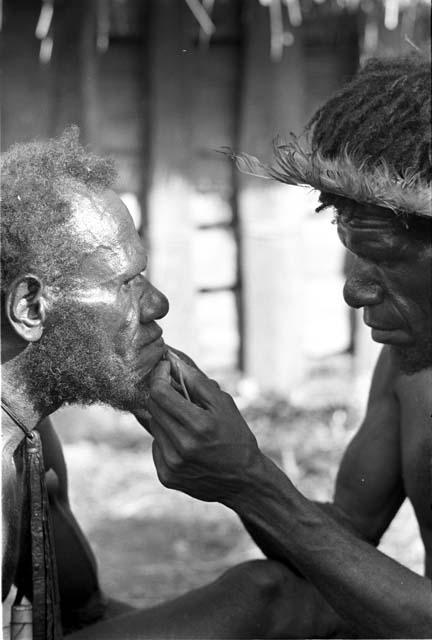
1, 0, 52, 148
50, 0, 89, 137
232, 1, 245, 371
147, 0, 196, 356
81, 0, 99, 148
238, 1, 307, 393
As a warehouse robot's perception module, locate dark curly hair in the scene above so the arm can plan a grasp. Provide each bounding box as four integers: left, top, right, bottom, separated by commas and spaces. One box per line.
309, 55, 431, 217
309, 55, 431, 178
1, 126, 116, 295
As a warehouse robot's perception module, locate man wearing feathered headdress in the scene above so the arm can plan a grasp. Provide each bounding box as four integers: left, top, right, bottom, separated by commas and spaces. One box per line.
146, 55, 432, 638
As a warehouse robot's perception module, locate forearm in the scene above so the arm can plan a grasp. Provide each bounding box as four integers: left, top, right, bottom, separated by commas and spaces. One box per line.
240, 500, 376, 569
229, 454, 432, 638
146, 358, 430, 636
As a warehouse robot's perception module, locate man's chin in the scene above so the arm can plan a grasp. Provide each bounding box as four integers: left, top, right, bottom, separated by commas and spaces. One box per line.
370, 327, 412, 345
366, 326, 432, 374
117, 345, 167, 412
137, 340, 167, 378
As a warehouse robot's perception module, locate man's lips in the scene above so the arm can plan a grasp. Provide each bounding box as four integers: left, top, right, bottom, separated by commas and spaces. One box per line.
364, 323, 412, 345
363, 311, 412, 344
363, 310, 403, 333
365, 321, 398, 331
143, 327, 164, 347
137, 333, 166, 377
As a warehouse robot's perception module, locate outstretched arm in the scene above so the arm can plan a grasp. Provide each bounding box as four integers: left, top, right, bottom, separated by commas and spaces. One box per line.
242, 346, 405, 558
234, 459, 430, 638
142, 352, 431, 638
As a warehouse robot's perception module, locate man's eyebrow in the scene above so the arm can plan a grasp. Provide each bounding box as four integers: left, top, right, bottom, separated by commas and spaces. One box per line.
132, 256, 148, 276
346, 233, 409, 261
120, 256, 148, 282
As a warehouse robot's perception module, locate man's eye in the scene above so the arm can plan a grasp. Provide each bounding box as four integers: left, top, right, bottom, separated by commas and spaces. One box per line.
123, 270, 147, 288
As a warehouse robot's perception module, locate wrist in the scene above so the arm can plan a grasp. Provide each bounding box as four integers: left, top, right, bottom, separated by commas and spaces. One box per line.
223, 452, 284, 512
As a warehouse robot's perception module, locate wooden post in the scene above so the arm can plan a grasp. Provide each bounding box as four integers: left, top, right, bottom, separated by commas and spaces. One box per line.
50, 0, 89, 137
186, 0, 242, 371
300, 11, 362, 360
147, 0, 197, 357
238, 2, 308, 393
147, 0, 242, 369
92, 0, 150, 231
1, 0, 52, 148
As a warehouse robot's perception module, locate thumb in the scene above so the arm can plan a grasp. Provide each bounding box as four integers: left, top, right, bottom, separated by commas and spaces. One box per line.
174, 358, 219, 406
150, 359, 171, 386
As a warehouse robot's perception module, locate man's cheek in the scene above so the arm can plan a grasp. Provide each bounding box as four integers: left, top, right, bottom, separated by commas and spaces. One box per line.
112, 306, 141, 357
72, 287, 116, 307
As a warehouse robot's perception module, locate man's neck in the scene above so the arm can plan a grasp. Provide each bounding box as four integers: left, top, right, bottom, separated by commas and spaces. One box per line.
1, 361, 46, 451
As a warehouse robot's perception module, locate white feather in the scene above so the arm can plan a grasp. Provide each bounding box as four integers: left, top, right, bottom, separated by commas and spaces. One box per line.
225, 136, 431, 219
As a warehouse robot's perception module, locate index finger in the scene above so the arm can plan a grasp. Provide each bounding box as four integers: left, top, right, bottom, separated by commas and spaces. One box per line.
150, 359, 171, 385
150, 368, 204, 424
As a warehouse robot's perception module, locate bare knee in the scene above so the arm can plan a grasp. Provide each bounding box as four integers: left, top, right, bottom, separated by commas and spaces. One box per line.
245, 559, 288, 601
211, 560, 287, 638
222, 559, 286, 600
220, 560, 344, 639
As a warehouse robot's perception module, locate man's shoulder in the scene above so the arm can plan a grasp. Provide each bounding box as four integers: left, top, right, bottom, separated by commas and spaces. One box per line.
368, 346, 399, 401
370, 347, 432, 405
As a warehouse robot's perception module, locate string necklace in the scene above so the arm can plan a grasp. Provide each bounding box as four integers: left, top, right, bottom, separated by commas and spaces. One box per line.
1, 399, 63, 640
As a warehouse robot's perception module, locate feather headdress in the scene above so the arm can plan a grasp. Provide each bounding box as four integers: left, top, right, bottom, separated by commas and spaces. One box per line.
225, 135, 431, 219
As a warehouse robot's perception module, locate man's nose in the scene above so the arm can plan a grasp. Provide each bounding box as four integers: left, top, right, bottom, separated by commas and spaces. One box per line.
343, 259, 384, 309
140, 284, 169, 322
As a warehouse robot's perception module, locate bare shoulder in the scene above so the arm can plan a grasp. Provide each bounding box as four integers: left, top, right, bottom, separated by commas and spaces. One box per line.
354, 345, 401, 446
393, 361, 431, 468
393, 363, 432, 543
334, 346, 405, 542
342, 346, 401, 457
367, 345, 400, 402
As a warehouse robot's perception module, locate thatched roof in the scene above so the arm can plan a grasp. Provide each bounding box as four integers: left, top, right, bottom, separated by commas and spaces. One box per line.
184, 0, 430, 60
4, 0, 430, 64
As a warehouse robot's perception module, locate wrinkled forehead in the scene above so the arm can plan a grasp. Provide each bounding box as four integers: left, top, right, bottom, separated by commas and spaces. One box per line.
330, 199, 432, 268
67, 187, 146, 279
333, 196, 430, 243
330, 196, 398, 227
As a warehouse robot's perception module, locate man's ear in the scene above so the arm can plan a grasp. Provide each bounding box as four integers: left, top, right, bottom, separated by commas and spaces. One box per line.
6, 275, 49, 342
